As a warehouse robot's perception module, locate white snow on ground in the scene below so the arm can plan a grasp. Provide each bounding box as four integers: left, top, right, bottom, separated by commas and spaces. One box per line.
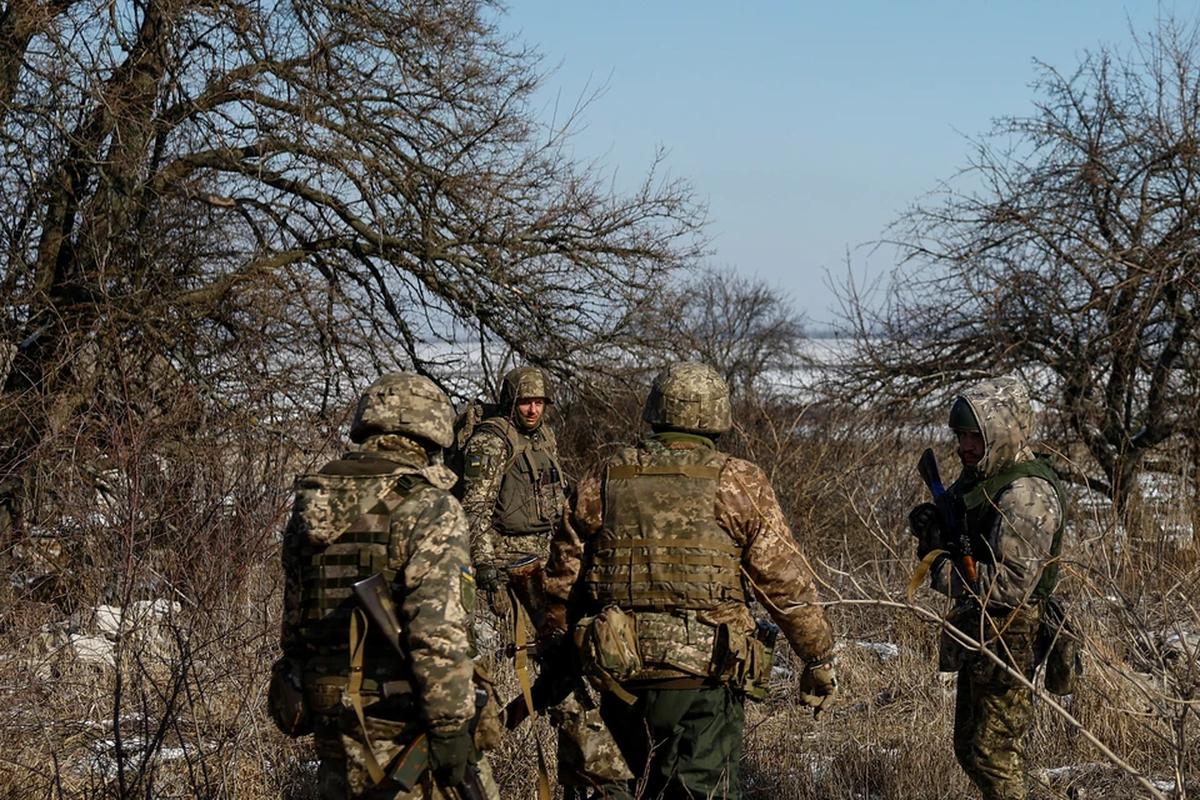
89, 738, 196, 779
837, 640, 902, 662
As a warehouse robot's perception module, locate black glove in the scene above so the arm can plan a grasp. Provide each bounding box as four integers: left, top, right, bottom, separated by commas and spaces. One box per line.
475, 563, 501, 593
908, 502, 946, 558
428, 725, 474, 788
475, 563, 511, 617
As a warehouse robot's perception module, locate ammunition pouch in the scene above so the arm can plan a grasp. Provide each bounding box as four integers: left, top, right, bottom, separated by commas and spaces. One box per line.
267, 656, 312, 737
573, 606, 643, 702
1037, 597, 1082, 696
472, 664, 503, 752
712, 620, 778, 701
575, 608, 776, 700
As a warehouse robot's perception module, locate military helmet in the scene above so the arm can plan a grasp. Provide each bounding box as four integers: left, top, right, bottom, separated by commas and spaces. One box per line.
948, 396, 980, 432
498, 366, 554, 409
350, 372, 455, 448
642, 362, 732, 435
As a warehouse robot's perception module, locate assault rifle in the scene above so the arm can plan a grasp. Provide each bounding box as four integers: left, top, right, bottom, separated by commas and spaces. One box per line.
352, 573, 489, 800
916, 448, 978, 588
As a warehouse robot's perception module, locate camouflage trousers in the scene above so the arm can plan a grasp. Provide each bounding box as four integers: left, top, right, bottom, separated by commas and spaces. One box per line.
596, 684, 745, 800
953, 611, 1039, 800
473, 604, 631, 791
311, 707, 499, 800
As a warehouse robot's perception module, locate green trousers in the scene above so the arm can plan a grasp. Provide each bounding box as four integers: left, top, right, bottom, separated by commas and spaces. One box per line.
595, 685, 744, 800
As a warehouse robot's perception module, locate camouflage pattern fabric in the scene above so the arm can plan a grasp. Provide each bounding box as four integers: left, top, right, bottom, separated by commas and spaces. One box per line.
461, 419, 565, 569
929, 376, 1064, 609
642, 362, 732, 435
551, 688, 636, 786
316, 708, 500, 800
922, 375, 1067, 800
544, 429, 834, 799
281, 433, 494, 800
350, 373, 456, 448
546, 433, 834, 664
596, 685, 746, 800
459, 392, 610, 795
953, 610, 1039, 800
497, 366, 555, 408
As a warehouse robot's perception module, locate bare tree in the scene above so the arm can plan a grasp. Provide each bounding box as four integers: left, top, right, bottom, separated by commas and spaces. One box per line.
0, 0, 704, 530
634, 267, 808, 398
835, 19, 1200, 517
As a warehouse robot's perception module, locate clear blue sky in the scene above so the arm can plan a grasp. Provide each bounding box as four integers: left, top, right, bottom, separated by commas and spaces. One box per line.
496, 1, 1186, 327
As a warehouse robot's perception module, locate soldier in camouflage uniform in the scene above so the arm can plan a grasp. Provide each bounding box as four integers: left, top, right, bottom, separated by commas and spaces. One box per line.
461, 366, 566, 607
278, 373, 499, 800
909, 375, 1067, 800
461, 367, 630, 797
542, 362, 837, 800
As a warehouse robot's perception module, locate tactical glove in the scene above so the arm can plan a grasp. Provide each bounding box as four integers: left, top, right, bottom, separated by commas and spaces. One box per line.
908, 502, 945, 558
475, 563, 511, 617
428, 725, 474, 788
798, 658, 838, 719
475, 563, 501, 593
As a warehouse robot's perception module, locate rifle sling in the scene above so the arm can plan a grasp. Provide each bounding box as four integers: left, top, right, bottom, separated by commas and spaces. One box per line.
509, 584, 537, 721
347, 608, 387, 785
506, 584, 552, 800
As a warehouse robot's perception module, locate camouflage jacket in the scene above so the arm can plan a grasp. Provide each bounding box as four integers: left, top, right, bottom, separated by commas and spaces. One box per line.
544, 433, 834, 663
932, 377, 1065, 610
280, 435, 475, 734
460, 417, 565, 569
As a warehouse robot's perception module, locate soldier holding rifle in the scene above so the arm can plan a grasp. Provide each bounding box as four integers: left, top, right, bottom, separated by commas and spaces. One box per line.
909, 375, 1071, 800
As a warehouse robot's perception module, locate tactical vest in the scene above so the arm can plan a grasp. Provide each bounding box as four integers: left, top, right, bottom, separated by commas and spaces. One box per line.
586, 445, 745, 612
960, 456, 1066, 599
293, 468, 426, 654
477, 418, 565, 536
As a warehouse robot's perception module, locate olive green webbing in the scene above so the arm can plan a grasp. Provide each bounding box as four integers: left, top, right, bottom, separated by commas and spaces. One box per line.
593, 536, 741, 555
963, 457, 1067, 598
481, 416, 564, 535
606, 464, 722, 480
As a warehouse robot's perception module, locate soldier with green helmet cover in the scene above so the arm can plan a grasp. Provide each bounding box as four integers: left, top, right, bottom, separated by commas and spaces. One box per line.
541, 362, 838, 800
461, 365, 566, 612
909, 375, 1071, 800
274, 372, 499, 800
459, 366, 628, 796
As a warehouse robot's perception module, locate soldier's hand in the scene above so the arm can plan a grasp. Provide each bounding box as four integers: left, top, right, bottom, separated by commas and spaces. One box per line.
908, 502, 945, 557
798, 658, 837, 719
486, 587, 511, 618
475, 563, 501, 593
428, 725, 474, 787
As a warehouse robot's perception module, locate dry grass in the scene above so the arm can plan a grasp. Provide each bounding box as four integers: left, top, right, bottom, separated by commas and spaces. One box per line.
0, 401, 1195, 799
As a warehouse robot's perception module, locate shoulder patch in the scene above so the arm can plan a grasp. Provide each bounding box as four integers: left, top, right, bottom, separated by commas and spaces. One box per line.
465, 452, 490, 479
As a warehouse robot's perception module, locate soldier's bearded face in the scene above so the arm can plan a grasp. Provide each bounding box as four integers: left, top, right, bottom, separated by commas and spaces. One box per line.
516, 398, 546, 429
955, 430, 985, 469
